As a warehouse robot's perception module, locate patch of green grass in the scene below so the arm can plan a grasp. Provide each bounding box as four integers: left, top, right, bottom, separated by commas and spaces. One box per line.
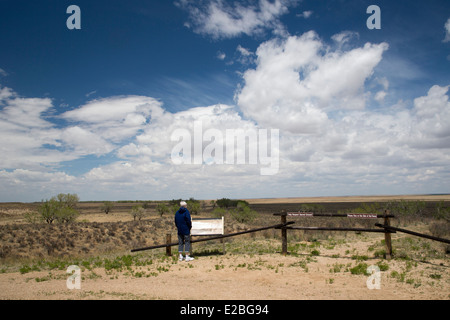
376, 261, 389, 271
35, 276, 51, 282
329, 263, 345, 273
19, 264, 40, 274
351, 254, 368, 261
429, 273, 441, 280
214, 264, 225, 270
349, 263, 369, 275
390, 270, 406, 282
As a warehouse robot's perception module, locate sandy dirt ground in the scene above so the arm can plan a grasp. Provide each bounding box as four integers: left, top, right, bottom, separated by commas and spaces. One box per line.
1, 241, 448, 300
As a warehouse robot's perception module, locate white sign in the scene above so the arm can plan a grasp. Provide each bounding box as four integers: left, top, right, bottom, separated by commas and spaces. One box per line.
191, 217, 224, 236
347, 213, 378, 219
288, 212, 313, 217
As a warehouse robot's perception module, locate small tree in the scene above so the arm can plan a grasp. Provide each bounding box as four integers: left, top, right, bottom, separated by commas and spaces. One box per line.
216, 198, 232, 208
187, 198, 200, 215
39, 198, 60, 224
56, 206, 79, 223
131, 205, 145, 221
171, 204, 180, 214
101, 201, 114, 214
55, 193, 79, 209
156, 203, 169, 217
38, 193, 80, 224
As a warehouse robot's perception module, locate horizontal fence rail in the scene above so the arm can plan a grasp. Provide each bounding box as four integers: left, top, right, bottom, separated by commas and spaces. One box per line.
285, 226, 395, 233
375, 223, 450, 244
131, 221, 295, 253
130, 208, 448, 259
274, 212, 395, 218
274, 209, 395, 258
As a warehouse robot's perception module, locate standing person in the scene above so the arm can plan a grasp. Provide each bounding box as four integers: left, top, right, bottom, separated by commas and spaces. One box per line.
174, 201, 194, 261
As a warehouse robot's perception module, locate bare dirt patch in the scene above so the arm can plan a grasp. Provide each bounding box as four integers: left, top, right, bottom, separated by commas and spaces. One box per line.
0, 240, 448, 300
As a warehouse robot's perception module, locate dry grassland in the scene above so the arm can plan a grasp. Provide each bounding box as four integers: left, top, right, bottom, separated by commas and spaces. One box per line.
0, 195, 449, 300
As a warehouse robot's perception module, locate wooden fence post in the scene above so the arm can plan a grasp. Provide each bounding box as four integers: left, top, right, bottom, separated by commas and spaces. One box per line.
166, 233, 172, 256
281, 210, 287, 255
383, 210, 392, 260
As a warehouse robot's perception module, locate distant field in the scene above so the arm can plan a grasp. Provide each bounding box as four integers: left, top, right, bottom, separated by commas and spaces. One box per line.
245, 194, 450, 204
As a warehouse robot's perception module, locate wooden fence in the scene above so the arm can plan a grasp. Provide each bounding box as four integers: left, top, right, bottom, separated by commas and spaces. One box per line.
130, 221, 294, 253
131, 208, 449, 259
274, 209, 396, 259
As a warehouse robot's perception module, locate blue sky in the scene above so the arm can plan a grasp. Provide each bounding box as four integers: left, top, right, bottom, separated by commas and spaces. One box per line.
0, 0, 449, 202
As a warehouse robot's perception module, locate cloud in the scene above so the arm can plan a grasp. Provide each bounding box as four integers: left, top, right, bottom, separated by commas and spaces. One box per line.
1, 77, 450, 201
0, 88, 74, 170
176, 0, 297, 39
0, 85, 15, 100
296, 10, 312, 19
443, 17, 450, 42
236, 45, 252, 57
0, 92, 166, 172
216, 51, 226, 60
331, 31, 359, 48
0, 169, 77, 201
1, 22, 450, 201
85, 90, 97, 98
408, 85, 450, 149
61, 96, 165, 144
236, 45, 255, 64
236, 31, 389, 133
60, 126, 115, 156
233, 31, 450, 196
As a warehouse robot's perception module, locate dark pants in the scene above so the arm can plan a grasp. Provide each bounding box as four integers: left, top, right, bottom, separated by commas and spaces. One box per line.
178, 234, 191, 253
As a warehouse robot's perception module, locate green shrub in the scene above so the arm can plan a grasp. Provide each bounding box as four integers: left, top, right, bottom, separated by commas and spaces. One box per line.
156, 203, 169, 217
216, 198, 249, 208
130, 205, 145, 221
211, 207, 227, 218
349, 263, 369, 275
229, 203, 257, 223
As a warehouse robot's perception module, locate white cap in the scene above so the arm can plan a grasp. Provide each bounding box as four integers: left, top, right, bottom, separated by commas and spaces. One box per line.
180, 201, 187, 207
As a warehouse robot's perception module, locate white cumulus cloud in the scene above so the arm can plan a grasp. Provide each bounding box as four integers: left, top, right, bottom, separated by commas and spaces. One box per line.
443, 17, 450, 42
176, 0, 297, 39
236, 31, 389, 133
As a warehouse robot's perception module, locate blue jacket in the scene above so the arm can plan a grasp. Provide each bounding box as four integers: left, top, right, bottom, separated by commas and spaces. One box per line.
174, 207, 192, 235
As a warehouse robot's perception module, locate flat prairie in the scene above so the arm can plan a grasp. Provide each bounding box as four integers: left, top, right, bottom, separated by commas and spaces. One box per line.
0, 195, 448, 300
244, 194, 450, 204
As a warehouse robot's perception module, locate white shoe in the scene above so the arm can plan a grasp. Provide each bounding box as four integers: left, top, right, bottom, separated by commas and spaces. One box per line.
185, 256, 194, 262
178, 254, 184, 261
